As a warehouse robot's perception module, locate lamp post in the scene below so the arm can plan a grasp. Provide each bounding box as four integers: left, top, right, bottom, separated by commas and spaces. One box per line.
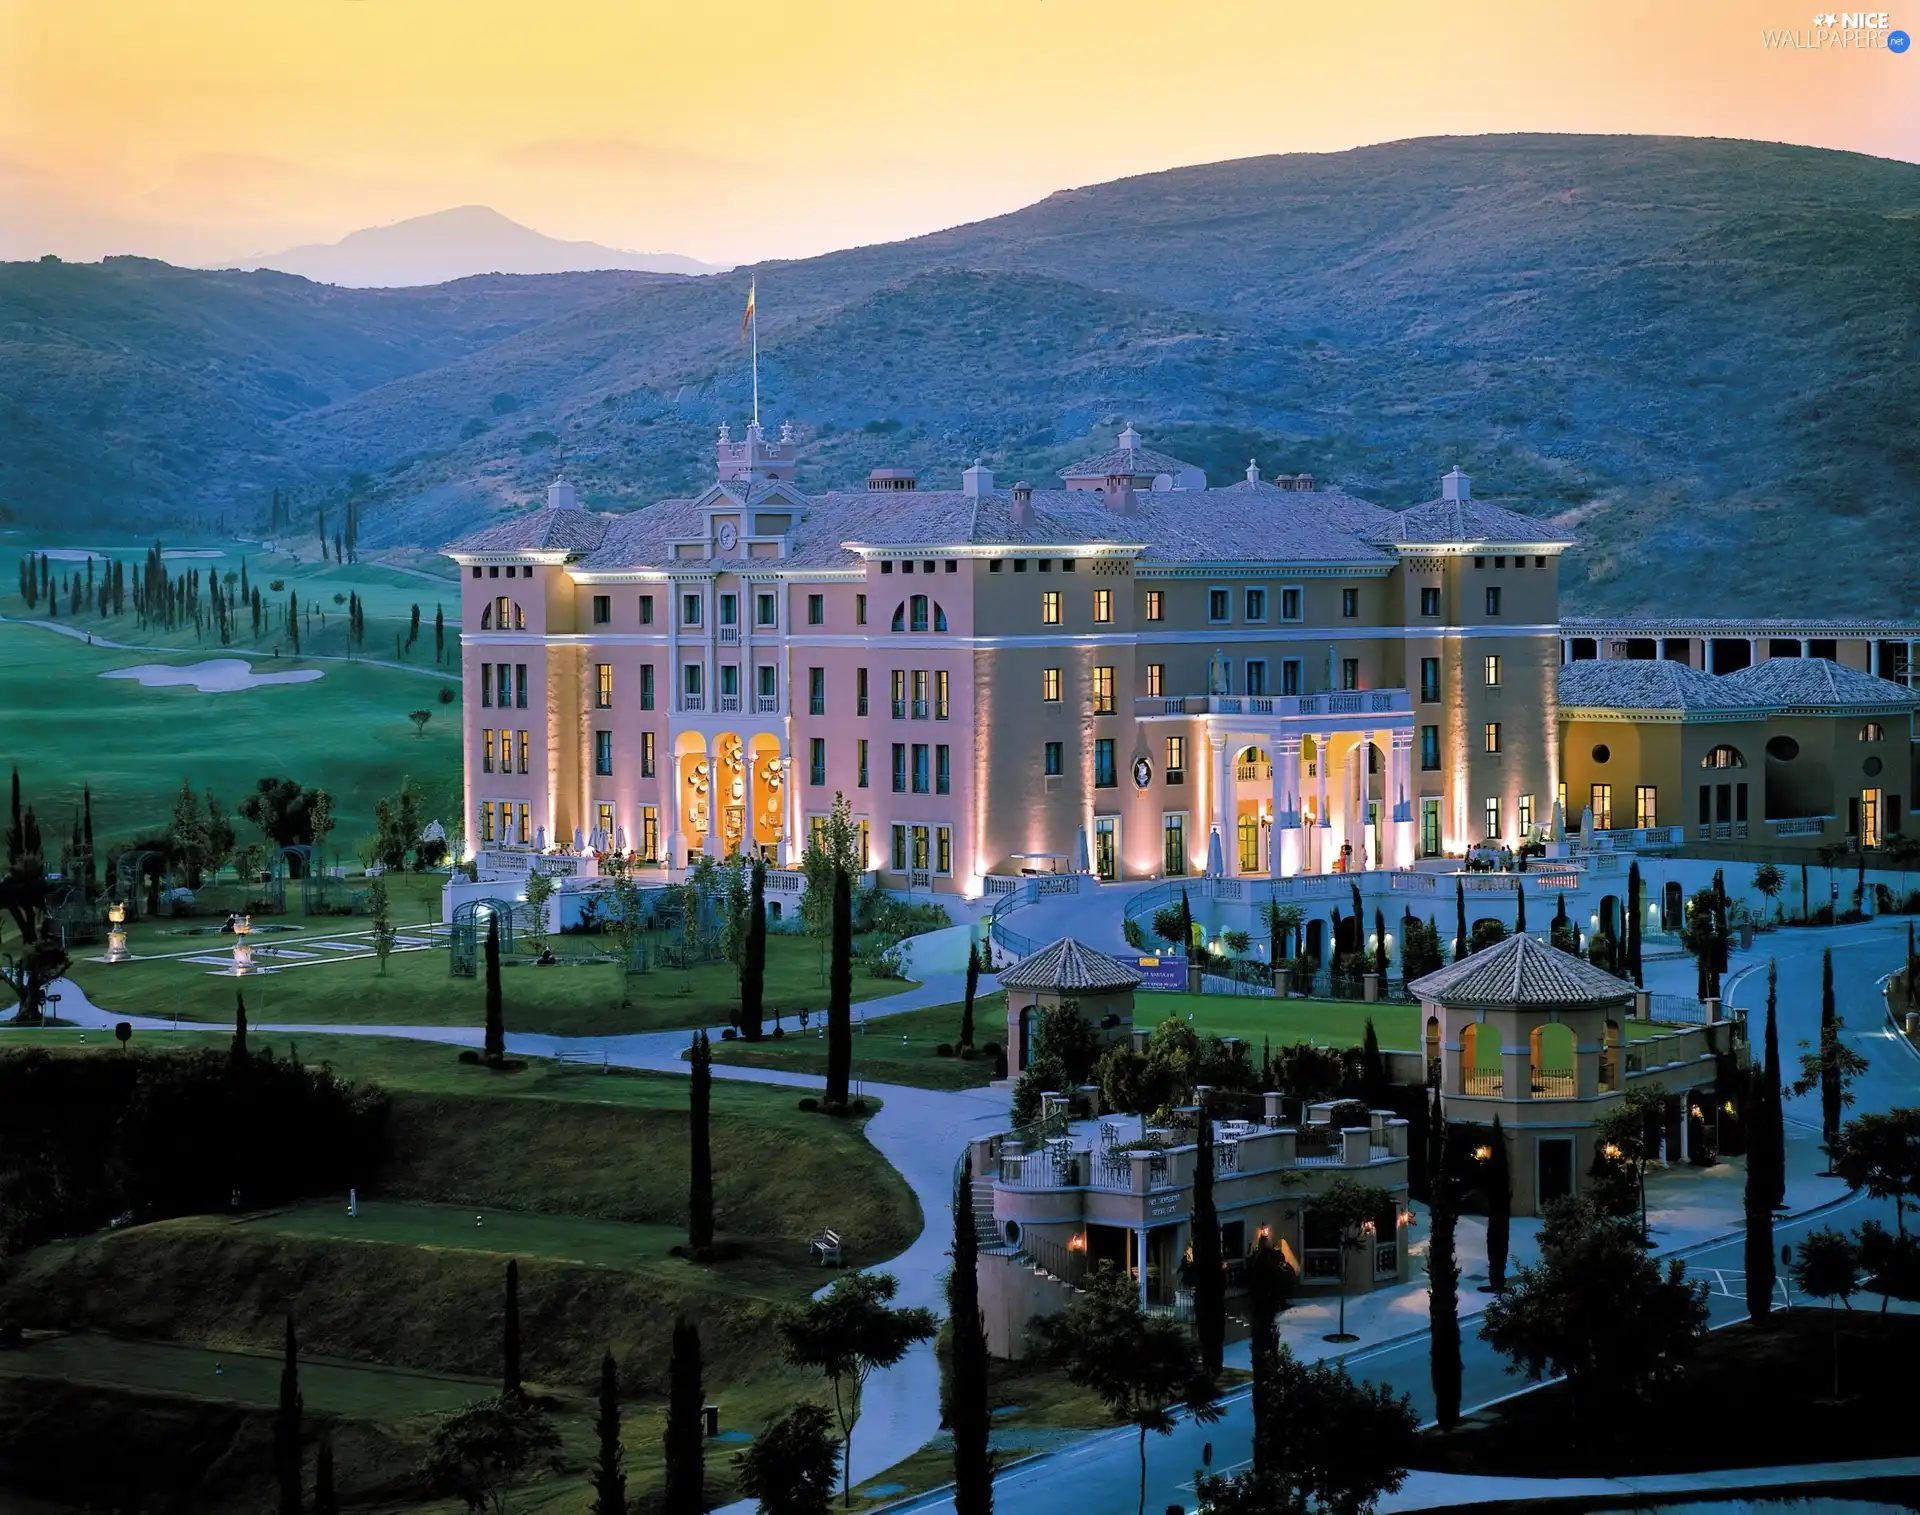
231, 914, 253, 976
105, 901, 129, 964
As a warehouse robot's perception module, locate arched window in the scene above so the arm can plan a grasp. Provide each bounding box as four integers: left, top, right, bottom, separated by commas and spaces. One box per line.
934, 602, 948, 633
481, 602, 492, 629
910, 594, 929, 632
890, 602, 906, 632
1859, 722, 1885, 742
1701, 745, 1745, 769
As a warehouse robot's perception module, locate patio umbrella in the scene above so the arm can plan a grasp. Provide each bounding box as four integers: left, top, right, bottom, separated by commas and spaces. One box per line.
534, 826, 546, 851
615, 826, 626, 851
573, 826, 585, 852
1578, 806, 1594, 848
1206, 827, 1225, 879
1550, 800, 1565, 842
1075, 825, 1090, 874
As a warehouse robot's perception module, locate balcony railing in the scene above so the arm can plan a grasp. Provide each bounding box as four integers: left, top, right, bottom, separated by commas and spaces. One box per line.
912, 699, 929, 719
719, 626, 739, 644
681, 693, 705, 712
891, 700, 907, 719
756, 694, 780, 713
1461, 1070, 1504, 1097
1771, 817, 1828, 837
1133, 689, 1411, 720
718, 694, 741, 712
1236, 762, 1272, 781
1532, 1069, 1577, 1099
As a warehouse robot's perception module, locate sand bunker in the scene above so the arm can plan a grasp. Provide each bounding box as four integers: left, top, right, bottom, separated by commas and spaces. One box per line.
101, 659, 323, 693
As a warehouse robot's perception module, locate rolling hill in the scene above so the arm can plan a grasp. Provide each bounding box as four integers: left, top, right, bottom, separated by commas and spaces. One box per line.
2, 133, 1916, 614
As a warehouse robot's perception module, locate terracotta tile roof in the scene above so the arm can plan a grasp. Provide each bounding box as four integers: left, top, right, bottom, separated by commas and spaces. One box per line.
1718, 657, 1920, 711
1556, 660, 1772, 712
1408, 932, 1635, 1009
1562, 616, 1920, 633
1370, 497, 1574, 548
998, 936, 1145, 993
1058, 443, 1200, 481
444, 507, 612, 556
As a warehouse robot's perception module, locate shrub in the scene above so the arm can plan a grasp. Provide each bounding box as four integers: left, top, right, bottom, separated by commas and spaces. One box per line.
457, 1049, 481, 1065
438, 686, 456, 705
797, 1097, 820, 1112
721, 1028, 738, 1041
936, 1043, 955, 1058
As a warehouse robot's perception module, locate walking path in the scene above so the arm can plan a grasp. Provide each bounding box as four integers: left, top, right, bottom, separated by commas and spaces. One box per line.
0, 612, 451, 680
1382, 1455, 1920, 1512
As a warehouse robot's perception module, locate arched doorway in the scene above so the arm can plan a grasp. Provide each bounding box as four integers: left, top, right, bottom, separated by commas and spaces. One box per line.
1528, 1022, 1575, 1098
1599, 895, 1620, 938
1341, 740, 1388, 868
1304, 918, 1326, 966
1662, 881, 1683, 932
1425, 1016, 1441, 1087
1460, 1023, 1503, 1096
1601, 1018, 1623, 1092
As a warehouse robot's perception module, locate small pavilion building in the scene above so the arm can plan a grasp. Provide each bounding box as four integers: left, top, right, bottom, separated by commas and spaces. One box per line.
1000, 936, 1141, 1076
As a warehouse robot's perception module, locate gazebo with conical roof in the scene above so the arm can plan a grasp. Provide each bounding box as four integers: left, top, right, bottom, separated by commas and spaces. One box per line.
1000, 936, 1143, 1076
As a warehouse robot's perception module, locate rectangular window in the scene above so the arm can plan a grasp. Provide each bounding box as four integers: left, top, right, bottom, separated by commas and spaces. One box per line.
757, 592, 777, 627
1041, 590, 1062, 625
809, 667, 825, 716
1519, 794, 1534, 833
912, 744, 930, 794
1042, 667, 1062, 702
1094, 816, 1118, 882
493, 595, 512, 628
597, 802, 615, 847
517, 731, 529, 775
1635, 786, 1657, 829
911, 825, 930, 871
683, 663, 703, 700
1486, 586, 1503, 616
1420, 586, 1440, 617
1163, 813, 1187, 876
641, 731, 656, 779
891, 744, 907, 793
1281, 587, 1301, 621
891, 824, 907, 872
480, 802, 495, 844
639, 594, 654, 625
1591, 783, 1613, 830
1145, 663, 1164, 698
642, 806, 659, 862
1145, 591, 1164, 622
1208, 588, 1230, 622
719, 593, 737, 627
595, 663, 613, 709
1282, 659, 1302, 697
856, 593, 868, 626
482, 730, 494, 773
515, 664, 528, 709
517, 802, 532, 846
683, 592, 702, 626
1420, 725, 1440, 771
640, 663, 655, 710
1093, 588, 1114, 624
1341, 658, 1359, 691
1484, 722, 1501, 754
809, 737, 826, 786
494, 664, 509, 707
1421, 798, 1442, 858
1246, 660, 1267, 696
807, 593, 825, 625
934, 669, 949, 720
1484, 797, 1501, 839
1420, 658, 1440, 703
1245, 588, 1266, 622
1044, 741, 1064, 776
857, 739, 869, 789
911, 669, 929, 719
757, 665, 776, 702
1091, 666, 1115, 714
890, 670, 906, 719
1166, 736, 1186, 783
1342, 587, 1358, 618
1484, 655, 1502, 687
936, 826, 952, 875
1094, 739, 1117, 788
595, 730, 612, 776
481, 662, 493, 707
936, 744, 950, 795
856, 667, 870, 717
720, 664, 740, 700
592, 594, 610, 625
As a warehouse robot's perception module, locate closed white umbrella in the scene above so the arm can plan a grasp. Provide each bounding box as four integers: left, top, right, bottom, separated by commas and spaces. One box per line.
1075, 825, 1091, 874
1206, 827, 1225, 879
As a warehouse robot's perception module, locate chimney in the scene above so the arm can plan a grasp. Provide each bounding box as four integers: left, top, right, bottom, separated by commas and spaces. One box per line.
546, 479, 578, 511
1010, 482, 1035, 530
1103, 478, 1138, 517
1245, 459, 1261, 486
963, 460, 995, 499
1441, 467, 1471, 503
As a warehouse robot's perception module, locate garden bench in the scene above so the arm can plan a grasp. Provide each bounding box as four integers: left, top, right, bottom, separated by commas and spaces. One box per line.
810, 1228, 843, 1267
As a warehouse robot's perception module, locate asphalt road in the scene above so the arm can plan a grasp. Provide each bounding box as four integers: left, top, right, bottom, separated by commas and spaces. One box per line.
899, 918, 1916, 1515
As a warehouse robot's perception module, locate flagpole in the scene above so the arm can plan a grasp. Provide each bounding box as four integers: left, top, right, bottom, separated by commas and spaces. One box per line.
751, 280, 759, 427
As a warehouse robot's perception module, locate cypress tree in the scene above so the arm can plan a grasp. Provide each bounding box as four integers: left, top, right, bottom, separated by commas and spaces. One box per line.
949, 1161, 993, 1515
1486, 1114, 1511, 1291
1428, 1088, 1462, 1429
275, 1315, 302, 1515
825, 867, 853, 1106
1373, 907, 1389, 978
408, 602, 421, 647
1514, 880, 1526, 935
502, 1258, 521, 1398
1744, 1059, 1776, 1322
663, 1318, 705, 1515
288, 592, 300, 654
589, 1350, 627, 1515
959, 939, 980, 1050
740, 860, 766, 1041
1191, 1113, 1225, 1377
1454, 876, 1467, 960
435, 603, 445, 663
1360, 1017, 1387, 1107
1763, 962, 1786, 1211
82, 784, 95, 890
1179, 887, 1195, 958
231, 991, 249, 1067
1819, 947, 1842, 1147
313, 1433, 337, 1515
689, 1031, 714, 1252
483, 914, 505, 1061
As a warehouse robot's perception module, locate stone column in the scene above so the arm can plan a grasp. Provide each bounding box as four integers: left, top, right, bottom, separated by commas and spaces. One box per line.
1908, 641, 1917, 689
1390, 728, 1416, 868
1276, 736, 1303, 877
1560, 637, 1570, 664
1316, 731, 1333, 873
744, 747, 757, 862
1747, 636, 1760, 669
782, 749, 799, 867
665, 751, 684, 870
1799, 638, 1811, 658
1871, 640, 1882, 677
1211, 732, 1231, 873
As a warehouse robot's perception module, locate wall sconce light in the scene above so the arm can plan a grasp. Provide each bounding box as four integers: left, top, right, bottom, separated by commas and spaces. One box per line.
1399, 1209, 1415, 1228
1255, 1224, 1272, 1242
1602, 1142, 1622, 1160
1067, 1233, 1087, 1253
1473, 1145, 1492, 1162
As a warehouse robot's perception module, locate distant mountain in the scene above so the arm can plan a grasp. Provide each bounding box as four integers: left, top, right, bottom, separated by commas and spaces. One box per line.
233, 206, 726, 287
3, 136, 1917, 615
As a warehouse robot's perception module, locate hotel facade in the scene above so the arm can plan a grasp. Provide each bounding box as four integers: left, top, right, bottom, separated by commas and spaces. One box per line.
444, 424, 1569, 890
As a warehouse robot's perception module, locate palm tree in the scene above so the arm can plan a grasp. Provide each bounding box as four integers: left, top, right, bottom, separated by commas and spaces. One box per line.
1815, 843, 1848, 917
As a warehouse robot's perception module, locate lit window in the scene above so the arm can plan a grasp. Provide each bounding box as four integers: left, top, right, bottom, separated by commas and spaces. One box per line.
1145, 591, 1164, 622
1166, 736, 1185, 782
641, 732, 655, 778
1483, 798, 1501, 839
1860, 722, 1885, 742
1636, 786, 1657, 828
891, 670, 906, 719
1483, 655, 1501, 687
1044, 741, 1063, 776
1145, 664, 1164, 697
936, 826, 952, 874
935, 669, 949, 720
1590, 784, 1613, 829
1042, 668, 1061, 702
1041, 590, 1062, 625
482, 730, 494, 773
595, 663, 613, 709
1093, 588, 1113, 623
1519, 794, 1534, 833
1484, 722, 1501, 754
1091, 666, 1115, 714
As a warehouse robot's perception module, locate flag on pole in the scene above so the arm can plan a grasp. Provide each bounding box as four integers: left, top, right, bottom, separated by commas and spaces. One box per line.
740, 277, 756, 341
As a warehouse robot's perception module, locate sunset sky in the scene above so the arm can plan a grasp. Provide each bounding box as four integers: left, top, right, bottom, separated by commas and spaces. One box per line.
2, 0, 1914, 269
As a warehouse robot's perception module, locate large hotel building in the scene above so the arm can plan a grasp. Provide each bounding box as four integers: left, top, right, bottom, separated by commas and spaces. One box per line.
445, 423, 1572, 890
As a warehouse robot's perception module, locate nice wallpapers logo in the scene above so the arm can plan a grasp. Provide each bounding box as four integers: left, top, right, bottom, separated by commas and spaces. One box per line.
1761, 10, 1911, 48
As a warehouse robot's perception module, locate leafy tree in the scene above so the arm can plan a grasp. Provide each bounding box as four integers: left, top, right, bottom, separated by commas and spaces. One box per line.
1260, 899, 1303, 964
1485, 1114, 1512, 1290
374, 778, 425, 872
483, 915, 506, 1062
1830, 1109, 1920, 1235
736, 1403, 839, 1515
1790, 1227, 1860, 1396
166, 779, 212, 887
663, 1318, 705, 1515
1151, 902, 1186, 952
799, 793, 860, 980
1469, 918, 1508, 954
521, 870, 554, 959
778, 1271, 937, 1505
1481, 1200, 1708, 1424
1243, 1232, 1296, 1477
1791, 947, 1867, 1150
232, 990, 249, 1066
947, 1161, 993, 1515
588, 1351, 626, 1515
689, 1031, 714, 1253
1592, 1086, 1667, 1241
1513, 882, 1526, 935
1400, 915, 1444, 982
1196, 1349, 1415, 1515
1191, 1114, 1226, 1377
1223, 927, 1252, 958
435, 603, 446, 663
740, 860, 767, 1041
420, 1394, 561, 1515
959, 939, 981, 1051
1179, 888, 1196, 960
1752, 862, 1785, 921
1427, 1089, 1462, 1429
369, 875, 397, 975
276, 1315, 303, 1515
238, 778, 330, 865
3, 770, 69, 1024
1309, 1178, 1395, 1340
502, 1259, 521, 1398
602, 853, 648, 996
1033, 1262, 1222, 1515
1359, 1018, 1388, 1107
410, 708, 433, 737
825, 867, 853, 1107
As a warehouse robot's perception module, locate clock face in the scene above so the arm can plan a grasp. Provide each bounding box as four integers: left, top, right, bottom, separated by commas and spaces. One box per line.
717, 521, 738, 551
1133, 758, 1153, 789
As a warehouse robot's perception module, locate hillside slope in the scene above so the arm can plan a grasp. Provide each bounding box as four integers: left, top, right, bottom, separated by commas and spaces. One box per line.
2, 135, 1916, 613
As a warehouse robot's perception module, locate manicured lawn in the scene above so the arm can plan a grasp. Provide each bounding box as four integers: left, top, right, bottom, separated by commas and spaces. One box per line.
57, 926, 905, 1037
709, 995, 1004, 1090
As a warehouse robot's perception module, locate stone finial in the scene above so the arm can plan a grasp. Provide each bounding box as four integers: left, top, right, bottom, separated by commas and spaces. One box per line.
1246, 459, 1261, 485
780, 420, 795, 444
718, 422, 732, 445
1118, 422, 1140, 453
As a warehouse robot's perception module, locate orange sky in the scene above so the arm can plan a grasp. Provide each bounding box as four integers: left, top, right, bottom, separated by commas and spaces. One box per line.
1, 0, 1914, 267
